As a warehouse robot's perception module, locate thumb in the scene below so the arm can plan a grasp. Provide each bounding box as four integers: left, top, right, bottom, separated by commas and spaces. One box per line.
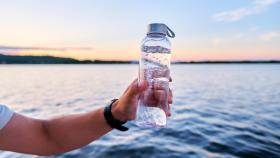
128, 80, 148, 97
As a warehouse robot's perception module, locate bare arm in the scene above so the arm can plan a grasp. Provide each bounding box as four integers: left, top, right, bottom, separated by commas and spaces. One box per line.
0, 108, 111, 156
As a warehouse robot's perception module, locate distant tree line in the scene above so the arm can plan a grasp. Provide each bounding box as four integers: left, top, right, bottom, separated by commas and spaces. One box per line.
0, 54, 279, 64
0, 54, 131, 64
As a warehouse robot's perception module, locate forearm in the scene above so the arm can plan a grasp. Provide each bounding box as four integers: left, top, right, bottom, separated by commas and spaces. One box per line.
44, 107, 112, 154
0, 79, 152, 156
0, 107, 113, 156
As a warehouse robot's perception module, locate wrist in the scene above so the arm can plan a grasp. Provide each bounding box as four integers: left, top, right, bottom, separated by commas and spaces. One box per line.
103, 99, 129, 131
111, 100, 127, 122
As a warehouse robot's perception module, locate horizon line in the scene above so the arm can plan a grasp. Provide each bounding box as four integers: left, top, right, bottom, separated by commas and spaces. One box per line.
1, 54, 280, 64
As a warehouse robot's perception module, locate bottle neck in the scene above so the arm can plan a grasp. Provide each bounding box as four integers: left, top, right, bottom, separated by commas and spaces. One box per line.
147, 33, 166, 38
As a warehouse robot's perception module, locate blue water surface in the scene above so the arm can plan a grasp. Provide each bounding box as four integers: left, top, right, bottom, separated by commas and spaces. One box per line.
0, 64, 279, 158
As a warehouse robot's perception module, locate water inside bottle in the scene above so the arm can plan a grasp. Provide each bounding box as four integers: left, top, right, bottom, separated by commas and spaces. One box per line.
137, 44, 171, 127
137, 66, 170, 127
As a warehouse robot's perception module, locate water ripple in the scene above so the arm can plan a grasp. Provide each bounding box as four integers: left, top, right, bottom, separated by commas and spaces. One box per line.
0, 65, 280, 158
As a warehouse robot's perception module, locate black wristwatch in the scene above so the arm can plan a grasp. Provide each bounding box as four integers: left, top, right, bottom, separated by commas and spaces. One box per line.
103, 99, 129, 131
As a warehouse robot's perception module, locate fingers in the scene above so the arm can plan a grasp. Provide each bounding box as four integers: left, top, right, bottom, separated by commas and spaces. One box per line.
154, 85, 172, 107
153, 80, 173, 117
166, 104, 171, 117
154, 89, 171, 116
142, 87, 173, 117
126, 78, 173, 117
153, 81, 167, 90
127, 79, 148, 97
168, 88, 173, 104
138, 80, 148, 93
142, 89, 157, 106
154, 90, 166, 105
163, 89, 172, 117
124, 79, 137, 93
167, 88, 172, 117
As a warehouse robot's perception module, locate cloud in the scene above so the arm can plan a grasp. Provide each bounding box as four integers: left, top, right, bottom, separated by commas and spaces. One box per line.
259, 32, 280, 41
0, 45, 94, 52
211, 33, 245, 45
212, 0, 280, 22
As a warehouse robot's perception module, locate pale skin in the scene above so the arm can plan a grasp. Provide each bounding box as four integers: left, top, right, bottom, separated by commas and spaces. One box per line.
0, 79, 173, 156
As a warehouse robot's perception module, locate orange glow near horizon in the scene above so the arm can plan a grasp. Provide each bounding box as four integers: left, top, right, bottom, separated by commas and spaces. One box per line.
1, 36, 276, 61
10, 46, 280, 61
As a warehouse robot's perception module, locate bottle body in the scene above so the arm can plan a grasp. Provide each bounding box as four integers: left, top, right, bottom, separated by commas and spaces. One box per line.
136, 33, 171, 127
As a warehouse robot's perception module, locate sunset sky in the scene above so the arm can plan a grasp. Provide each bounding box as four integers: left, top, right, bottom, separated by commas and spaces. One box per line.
0, 0, 279, 61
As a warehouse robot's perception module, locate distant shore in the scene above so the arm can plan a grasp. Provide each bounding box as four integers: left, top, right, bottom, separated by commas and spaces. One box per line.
0, 54, 279, 64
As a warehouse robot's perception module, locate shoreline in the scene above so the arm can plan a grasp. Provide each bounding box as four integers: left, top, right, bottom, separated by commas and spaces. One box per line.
1, 61, 280, 64
1, 54, 279, 64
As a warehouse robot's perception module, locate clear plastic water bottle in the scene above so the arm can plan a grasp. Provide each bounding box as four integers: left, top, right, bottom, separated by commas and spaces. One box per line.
136, 23, 175, 127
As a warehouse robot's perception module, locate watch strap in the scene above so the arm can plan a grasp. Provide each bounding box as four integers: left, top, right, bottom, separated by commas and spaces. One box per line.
103, 99, 129, 131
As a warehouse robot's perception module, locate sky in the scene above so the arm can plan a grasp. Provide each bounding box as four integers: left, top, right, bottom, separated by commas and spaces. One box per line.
0, 0, 279, 61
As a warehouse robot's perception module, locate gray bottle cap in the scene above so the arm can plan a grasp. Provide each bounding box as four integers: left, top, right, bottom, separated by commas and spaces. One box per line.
147, 23, 175, 38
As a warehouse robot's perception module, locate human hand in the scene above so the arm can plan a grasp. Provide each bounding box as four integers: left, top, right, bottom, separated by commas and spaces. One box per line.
111, 78, 173, 121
